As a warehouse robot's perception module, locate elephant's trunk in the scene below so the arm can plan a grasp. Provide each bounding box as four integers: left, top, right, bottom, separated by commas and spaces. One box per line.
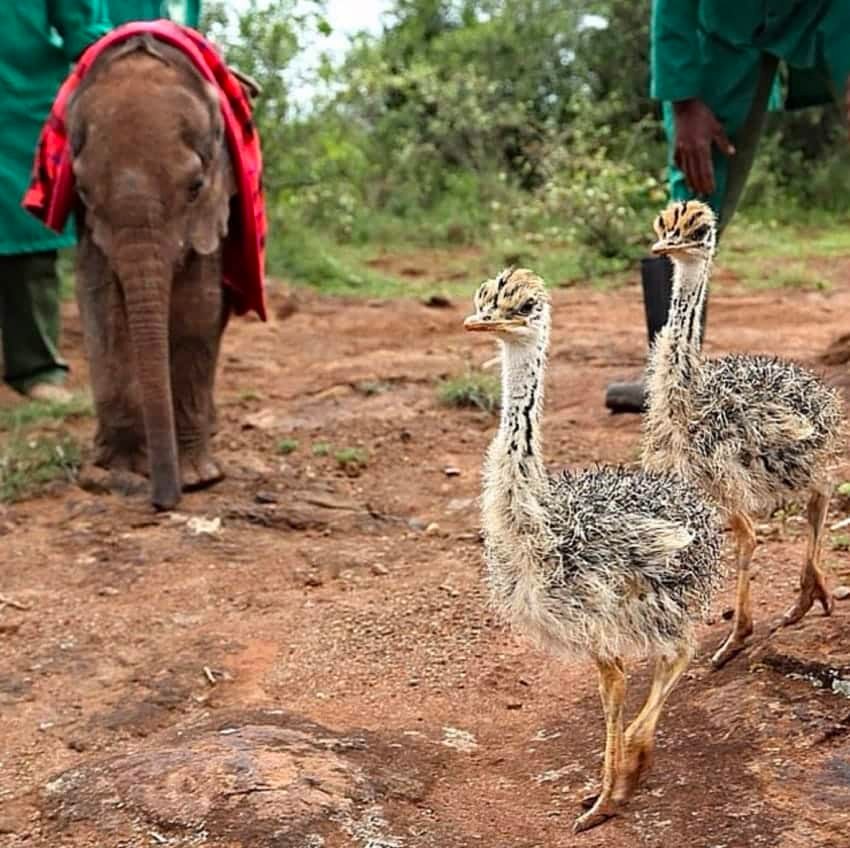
114, 226, 180, 510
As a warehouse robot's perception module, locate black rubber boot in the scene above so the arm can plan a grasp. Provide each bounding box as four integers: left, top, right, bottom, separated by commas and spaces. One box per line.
604, 256, 675, 414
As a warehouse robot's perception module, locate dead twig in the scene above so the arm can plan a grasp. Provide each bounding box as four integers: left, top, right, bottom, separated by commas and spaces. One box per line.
223, 783, 282, 798
0, 595, 30, 611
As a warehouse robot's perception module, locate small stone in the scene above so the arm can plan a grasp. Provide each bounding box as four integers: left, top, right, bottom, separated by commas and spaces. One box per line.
446, 497, 475, 513
424, 294, 453, 309
255, 491, 278, 504
506, 702, 523, 710
371, 563, 389, 576
97, 587, 120, 597
275, 291, 299, 320
407, 517, 427, 532
67, 738, 87, 753
833, 585, 850, 601
400, 430, 412, 443
408, 678, 420, 687
425, 523, 441, 536
439, 584, 460, 598
443, 466, 461, 477
242, 409, 276, 431
304, 573, 323, 588
171, 613, 199, 627
186, 516, 222, 537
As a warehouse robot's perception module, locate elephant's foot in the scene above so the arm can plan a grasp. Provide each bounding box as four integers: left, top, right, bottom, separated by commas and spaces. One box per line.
180, 450, 224, 491
78, 464, 149, 498
94, 442, 148, 477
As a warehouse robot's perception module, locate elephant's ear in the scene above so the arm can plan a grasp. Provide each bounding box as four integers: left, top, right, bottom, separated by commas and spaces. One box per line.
188, 79, 238, 256
189, 141, 236, 256
67, 87, 114, 256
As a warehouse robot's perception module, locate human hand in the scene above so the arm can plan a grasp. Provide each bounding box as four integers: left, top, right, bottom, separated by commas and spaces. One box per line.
673, 98, 735, 196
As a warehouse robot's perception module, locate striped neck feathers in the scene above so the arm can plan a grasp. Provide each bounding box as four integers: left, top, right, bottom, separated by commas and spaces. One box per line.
648, 252, 711, 414
483, 315, 550, 531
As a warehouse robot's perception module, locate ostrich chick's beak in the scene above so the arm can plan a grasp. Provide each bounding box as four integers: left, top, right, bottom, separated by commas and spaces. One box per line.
464, 315, 526, 332
651, 239, 701, 256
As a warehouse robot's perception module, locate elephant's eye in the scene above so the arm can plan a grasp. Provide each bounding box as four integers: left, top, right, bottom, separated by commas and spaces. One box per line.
187, 177, 204, 202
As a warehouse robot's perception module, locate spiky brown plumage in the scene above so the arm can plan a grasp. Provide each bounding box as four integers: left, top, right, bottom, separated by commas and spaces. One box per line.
466, 268, 723, 832
643, 200, 844, 668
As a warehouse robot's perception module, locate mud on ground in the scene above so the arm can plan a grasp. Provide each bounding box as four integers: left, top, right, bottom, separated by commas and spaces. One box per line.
2, 261, 850, 848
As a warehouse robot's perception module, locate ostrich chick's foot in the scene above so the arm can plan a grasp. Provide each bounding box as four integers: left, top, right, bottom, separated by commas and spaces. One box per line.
711, 623, 753, 669
780, 580, 834, 628
580, 744, 652, 810
180, 451, 224, 491
573, 796, 621, 833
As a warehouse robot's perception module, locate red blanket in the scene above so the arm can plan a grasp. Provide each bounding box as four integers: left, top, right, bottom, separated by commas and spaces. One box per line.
23, 21, 267, 321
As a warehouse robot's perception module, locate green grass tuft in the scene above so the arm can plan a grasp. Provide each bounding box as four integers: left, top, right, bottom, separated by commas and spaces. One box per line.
0, 434, 82, 502
832, 534, 850, 552
0, 396, 93, 432
312, 441, 331, 457
437, 370, 501, 414
239, 390, 264, 402
277, 438, 299, 455
354, 380, 394, 396
334, 447, 368, 468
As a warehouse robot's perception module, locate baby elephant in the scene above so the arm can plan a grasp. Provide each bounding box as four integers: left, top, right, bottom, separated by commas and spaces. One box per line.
67, 36, 238, 509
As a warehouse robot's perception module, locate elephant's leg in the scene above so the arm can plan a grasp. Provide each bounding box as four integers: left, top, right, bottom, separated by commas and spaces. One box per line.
75, 236, 148, 477
170, 252, 226, 490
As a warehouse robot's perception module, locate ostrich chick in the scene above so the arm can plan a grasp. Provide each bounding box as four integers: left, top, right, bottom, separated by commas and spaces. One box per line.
465, 269, 723, 833
643, 201, 844, 669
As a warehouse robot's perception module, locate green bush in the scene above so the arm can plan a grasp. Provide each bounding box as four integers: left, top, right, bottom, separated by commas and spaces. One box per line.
438, 370, 501, 414
198, 0, 850, 290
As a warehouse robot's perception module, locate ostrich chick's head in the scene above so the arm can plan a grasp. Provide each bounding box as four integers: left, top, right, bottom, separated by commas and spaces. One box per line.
464, 268, 550, 343
651, 200, 717, 260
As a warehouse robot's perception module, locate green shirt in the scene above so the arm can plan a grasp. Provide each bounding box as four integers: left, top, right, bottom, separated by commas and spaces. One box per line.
651, 0, 850, 131
107, 0, 200, 27
0, 3, 110, 255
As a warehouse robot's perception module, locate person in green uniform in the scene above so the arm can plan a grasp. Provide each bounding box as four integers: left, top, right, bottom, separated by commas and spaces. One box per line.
107, 0, 200, 27
0, 3, 111, 402
605, 1, 850, 413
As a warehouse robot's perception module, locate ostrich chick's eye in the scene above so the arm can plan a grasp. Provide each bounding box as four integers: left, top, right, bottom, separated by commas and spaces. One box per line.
516, 299, 535, 316
188, 177, 204, 202
690, 223, 709, 241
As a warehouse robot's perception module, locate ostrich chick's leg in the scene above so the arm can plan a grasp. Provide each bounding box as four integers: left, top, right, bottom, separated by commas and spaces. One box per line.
616, 643, 692, 800
712, 512, 757, 669
574, 658, 626, 834
782, 489, 834, 626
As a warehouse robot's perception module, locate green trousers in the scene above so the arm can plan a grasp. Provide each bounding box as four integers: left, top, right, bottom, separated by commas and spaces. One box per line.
0, 250, 68, 393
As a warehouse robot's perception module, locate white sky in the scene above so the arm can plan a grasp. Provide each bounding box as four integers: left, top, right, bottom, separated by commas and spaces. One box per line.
225, 0, 391, 105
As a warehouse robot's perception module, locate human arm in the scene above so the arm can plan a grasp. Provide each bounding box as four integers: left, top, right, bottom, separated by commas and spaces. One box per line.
651, 0, 735, 196
47, 0, 112, 62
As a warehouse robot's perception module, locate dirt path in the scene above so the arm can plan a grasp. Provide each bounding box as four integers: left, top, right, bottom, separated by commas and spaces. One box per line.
2, 264, 850, 847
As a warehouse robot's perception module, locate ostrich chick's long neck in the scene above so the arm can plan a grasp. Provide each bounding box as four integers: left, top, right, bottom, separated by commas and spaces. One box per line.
649, 252, 711, 419
483, 322, 551, 541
